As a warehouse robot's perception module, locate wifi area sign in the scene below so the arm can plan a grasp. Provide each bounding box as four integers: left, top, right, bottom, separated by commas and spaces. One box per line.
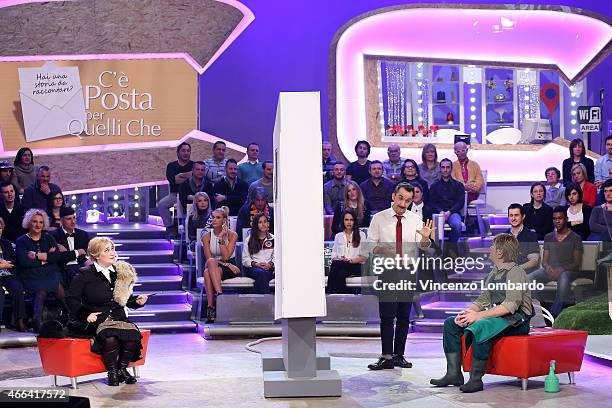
578, 106, 602, 132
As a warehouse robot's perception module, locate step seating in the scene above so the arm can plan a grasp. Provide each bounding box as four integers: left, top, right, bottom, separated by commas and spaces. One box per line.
461, 328, 587, 390
37, 330, 151, 389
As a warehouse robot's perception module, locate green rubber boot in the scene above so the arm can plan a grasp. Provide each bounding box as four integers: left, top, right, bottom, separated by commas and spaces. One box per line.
460, 358, 487, 393
430, 352, 465, 387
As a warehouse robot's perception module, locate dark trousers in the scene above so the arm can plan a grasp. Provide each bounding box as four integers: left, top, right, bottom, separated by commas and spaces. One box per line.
327, 260, 361, 294
379, 300, 412, 356
442, 316, 530, 361
0, 275, 27, 324
244, 267, 274, 294
62, 264, 83, 288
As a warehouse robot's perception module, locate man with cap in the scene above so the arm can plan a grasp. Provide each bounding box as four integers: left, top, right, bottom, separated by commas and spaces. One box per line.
0, 160, 19, 202
50, 206, 90, 287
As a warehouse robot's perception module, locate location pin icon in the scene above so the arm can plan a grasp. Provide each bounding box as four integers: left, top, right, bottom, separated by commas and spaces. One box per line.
540, 83, 560, 119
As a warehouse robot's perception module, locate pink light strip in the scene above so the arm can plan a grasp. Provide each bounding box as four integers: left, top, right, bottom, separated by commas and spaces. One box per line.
335, 7, 611, 162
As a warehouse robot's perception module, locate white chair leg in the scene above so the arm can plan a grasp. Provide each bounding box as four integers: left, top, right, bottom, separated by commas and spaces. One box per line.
71, 377, 78, 389
568, 372, 575, 384
521, 378, 528, 391
133, 366, 139, 378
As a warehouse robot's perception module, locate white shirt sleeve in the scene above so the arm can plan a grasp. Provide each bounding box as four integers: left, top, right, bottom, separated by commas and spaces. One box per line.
331, 233, 342, 260
242, 240, 253, 267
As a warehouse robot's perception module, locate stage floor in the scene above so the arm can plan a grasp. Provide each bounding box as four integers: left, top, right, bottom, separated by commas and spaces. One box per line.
1, 332, 611, 408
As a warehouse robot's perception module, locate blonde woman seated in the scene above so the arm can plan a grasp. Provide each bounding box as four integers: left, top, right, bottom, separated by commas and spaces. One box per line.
66, 237, 148, 386
187, 192, 212, 249
328, 208, 367, 294
202, 206, 240, 323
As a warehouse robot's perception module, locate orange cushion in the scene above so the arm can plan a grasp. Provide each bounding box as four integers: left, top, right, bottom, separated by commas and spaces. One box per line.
461, 328, 587, 378
37, 330, 150, 377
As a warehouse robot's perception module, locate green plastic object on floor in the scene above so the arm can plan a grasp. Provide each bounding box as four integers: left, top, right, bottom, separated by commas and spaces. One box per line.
544, 360, 560, 393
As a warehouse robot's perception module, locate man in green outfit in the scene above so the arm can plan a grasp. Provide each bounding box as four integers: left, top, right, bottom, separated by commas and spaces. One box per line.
430, 233, 533, 393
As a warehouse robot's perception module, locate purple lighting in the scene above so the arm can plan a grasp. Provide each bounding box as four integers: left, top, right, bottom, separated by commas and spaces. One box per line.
336, 6, 611, 162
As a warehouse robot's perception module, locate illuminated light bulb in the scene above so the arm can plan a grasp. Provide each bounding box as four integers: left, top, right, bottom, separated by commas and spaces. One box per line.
418, 117, 423, 122
417, 72, 422, 78
134, 212, 139, 217
417, 108, 423, 113
134, 187, 138, 191
113, 203, 118, 208
71, 195, 76, 200
571, 110, 576, 116
417, 82, 422, 87
417, 100, 423, 104
524, 114, 530, 119
470, 124, 477, 129
571, 129, 577, 134
571, 119, 577, 125
570, 101, 576, 106
524, 96, 530, 101
92, 195, 97, 200
524, 104, 529, 109
134, 195, 139, 200
93, 204, 97, 208
470, 115, 476, 120
113, 194, 119, 200
135, 203, 139, 208
470, 88, 476, 94
571, 92, 576, 97
71, 204, 76, 209
417, 91, 423, 95
113, 212, 119, 217
470, 106, 476, 112
524, 86, 530, 91
470, 132, 477, 137
470, 97, 476, 103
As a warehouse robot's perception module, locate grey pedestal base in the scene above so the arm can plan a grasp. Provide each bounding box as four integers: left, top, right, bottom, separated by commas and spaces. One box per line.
262, 317, 342, 398
263, 370, 342, 398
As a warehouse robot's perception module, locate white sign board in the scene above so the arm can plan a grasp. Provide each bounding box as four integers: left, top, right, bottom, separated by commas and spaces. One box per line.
273, 92, 326, 319
18, 61, 87, 142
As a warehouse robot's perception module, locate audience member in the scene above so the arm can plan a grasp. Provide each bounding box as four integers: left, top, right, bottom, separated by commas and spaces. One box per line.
212, 159, 249, 216
11, 147, 38, 195
562, 138, 594, 185
382, 144, 405, 183
523, 182, 553, 240
528, 207, 582, 317
595, 135, 612, 204
187, 192, 213, 247
0, 160, 19, 200
157, 142, 193, 238
565, 183, 592, 241
248, 161, 273, 204
346, 140, 372, 185
452, 142, 484, 203
359, 160, 394, 214
202, 207, 240, 323
331, 181, 371, 235
430, 159, 465, 251
46, 191, 64, 231
328, 209, 367, 294
408, 181, 433, 222
178, 160, 212, 214
21, 165, 62, 212
16, 209, 65, 332
399, 159, 429, 201
419, 143, 441, 187
322, 141, 337, 182
323, 162, 347, 215
50, 207, 90, 287
237, 142, 263, 185
594, 136, 612, 189
236, 187, 274, 241
0, 217, 27, 332
242, 213, 275, 294
589, 178, 612, 242
204, 141, 228, 184
506, 203, 540, 273
544, 167, 566, 208
571, 163, 597, 207
0, 182, 26, 243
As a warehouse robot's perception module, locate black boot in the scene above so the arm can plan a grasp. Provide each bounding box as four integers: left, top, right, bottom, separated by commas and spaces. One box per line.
460, 358, 487, 393
101, 347, 120, 386
430, 352, 465, 387
118, 349, 138, 384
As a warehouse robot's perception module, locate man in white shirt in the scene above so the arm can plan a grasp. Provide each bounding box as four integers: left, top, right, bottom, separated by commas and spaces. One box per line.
366, 183, 432, 370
